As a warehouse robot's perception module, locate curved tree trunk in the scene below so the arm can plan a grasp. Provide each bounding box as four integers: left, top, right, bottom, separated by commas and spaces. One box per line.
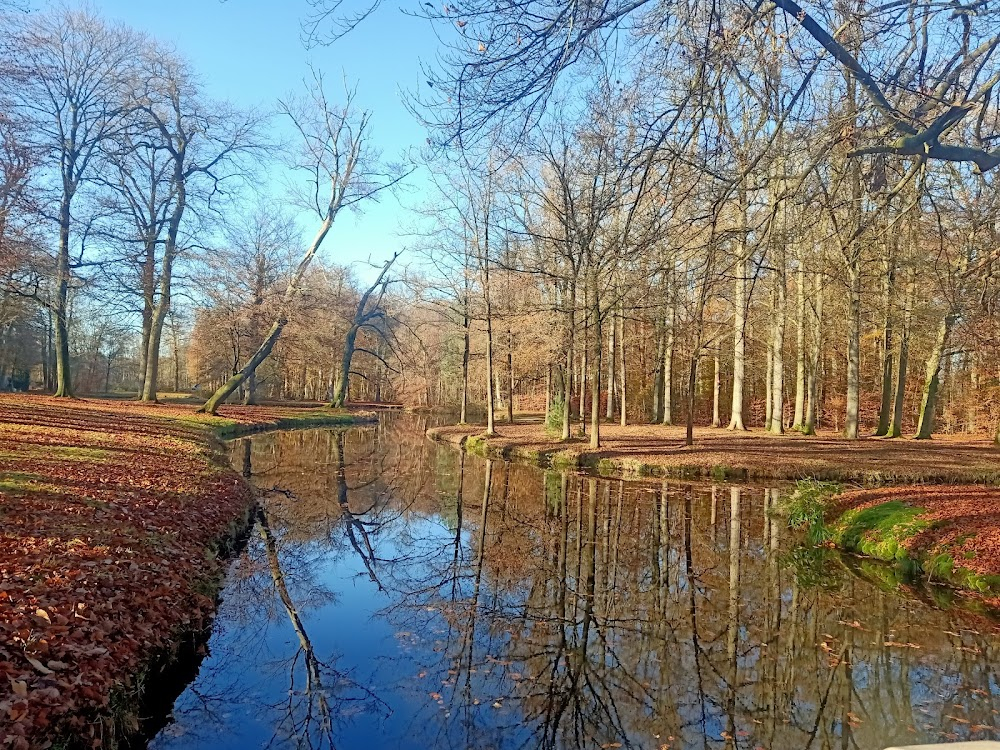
915, 313, 956, 440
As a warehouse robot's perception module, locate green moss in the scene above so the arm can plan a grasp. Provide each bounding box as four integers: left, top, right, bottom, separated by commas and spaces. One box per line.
831, 501, 929, 562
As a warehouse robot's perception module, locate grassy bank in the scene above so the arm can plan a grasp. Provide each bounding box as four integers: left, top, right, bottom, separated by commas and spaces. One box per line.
0, 395, 373, 749
779, 481, 1000, 599
428, 421, 1000, 484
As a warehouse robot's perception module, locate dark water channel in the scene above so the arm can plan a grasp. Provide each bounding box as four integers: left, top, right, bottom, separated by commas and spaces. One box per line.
150, 415, 1000, 750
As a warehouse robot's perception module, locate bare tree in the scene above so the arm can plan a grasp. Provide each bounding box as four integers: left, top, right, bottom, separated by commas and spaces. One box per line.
199, 74, 401, 414
6, 7, 142, 396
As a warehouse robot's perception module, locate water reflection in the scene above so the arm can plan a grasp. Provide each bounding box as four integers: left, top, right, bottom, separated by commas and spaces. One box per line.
151, 416, 1000, 750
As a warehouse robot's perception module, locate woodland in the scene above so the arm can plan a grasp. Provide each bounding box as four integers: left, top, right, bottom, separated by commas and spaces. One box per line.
0, 0, 999, 441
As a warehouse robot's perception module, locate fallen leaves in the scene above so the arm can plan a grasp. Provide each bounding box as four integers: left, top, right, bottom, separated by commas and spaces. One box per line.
0, 395, 257, 749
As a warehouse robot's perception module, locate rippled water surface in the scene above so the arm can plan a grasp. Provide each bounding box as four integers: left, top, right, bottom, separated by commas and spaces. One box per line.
150, 416, 1000, 750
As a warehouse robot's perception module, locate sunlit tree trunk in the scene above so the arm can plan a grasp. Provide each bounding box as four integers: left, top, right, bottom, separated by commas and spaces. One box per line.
618, 309, 627, 427
915, 313, 956, 439
506, 326, 514, 423
661, 273, 675, 426
460, 297, 470, 423
606, 309, 616, 420
561, 281, 576, 441
712, 350, 721, 427
792, 257, 806, 430
652, 320, 664, 422
728, 189, 749, 431
874, 250, 895, 436
803, 271, 824, 435
588, 270, 602, 449
769, 270, 786, 434
889, 270, 914, 438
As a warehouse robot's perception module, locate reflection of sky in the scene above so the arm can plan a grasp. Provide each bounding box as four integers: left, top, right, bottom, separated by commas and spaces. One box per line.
152, 423, 1000, 750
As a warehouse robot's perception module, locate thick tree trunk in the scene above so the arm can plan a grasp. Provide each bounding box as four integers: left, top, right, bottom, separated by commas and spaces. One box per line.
804, 272, 823, 435
53, 194, 73, 397
889, 273, 914, 438
728, 248, 747, 431
915, 313, 955, 440
137, 243, 155, 398
142, 173, 186, 403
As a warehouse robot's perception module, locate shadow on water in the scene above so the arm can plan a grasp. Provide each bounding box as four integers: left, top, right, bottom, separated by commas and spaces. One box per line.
148, 414, 1000, 750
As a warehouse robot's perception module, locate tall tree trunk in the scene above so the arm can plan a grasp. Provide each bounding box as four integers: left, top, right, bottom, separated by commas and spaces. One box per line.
606, 310, 616, 419
53, 193, 73, 397
712, 350, 721, 428
889, 273, 914, 438
728, 190, 749, 431
460, 299, 470, 424
506, 327, 514, 423
792, 257, 806, 429
652, 321, 664, 422
770, 273, 786, 435
484, 271, 496, 436
137, 240, 155, 398
141, 171, 186, 403
618, 309, 627, 428
845, 262, 862, 438
662, 275, 675, 426
589, 271, 602, 449
843, 67, 863, 440
561, 281, 576, 441
172, 319, 181, 393
915, 313, 956, 439
765, 321, 773, 429
804, 271, 823, 435
874, 253, 895, 436
141, 248, 175, 402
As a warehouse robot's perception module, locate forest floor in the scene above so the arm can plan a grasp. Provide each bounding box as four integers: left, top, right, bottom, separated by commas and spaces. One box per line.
427, 419, 1000, 484
0, 394, 372, 750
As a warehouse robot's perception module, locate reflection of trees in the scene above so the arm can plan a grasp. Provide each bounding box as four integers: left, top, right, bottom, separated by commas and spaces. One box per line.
367, 448, 1000, 750
257, 505, 387, 749
165, 417, 1000, 750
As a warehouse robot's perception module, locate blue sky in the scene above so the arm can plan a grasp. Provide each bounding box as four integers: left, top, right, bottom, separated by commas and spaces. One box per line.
55, 0, 442, 281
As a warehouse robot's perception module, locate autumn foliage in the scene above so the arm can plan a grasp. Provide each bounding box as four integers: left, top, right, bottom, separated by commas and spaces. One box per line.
0, 396, 284, 749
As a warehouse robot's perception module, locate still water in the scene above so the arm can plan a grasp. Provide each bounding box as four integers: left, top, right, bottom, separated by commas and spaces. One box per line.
150, 416, 1000, 750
